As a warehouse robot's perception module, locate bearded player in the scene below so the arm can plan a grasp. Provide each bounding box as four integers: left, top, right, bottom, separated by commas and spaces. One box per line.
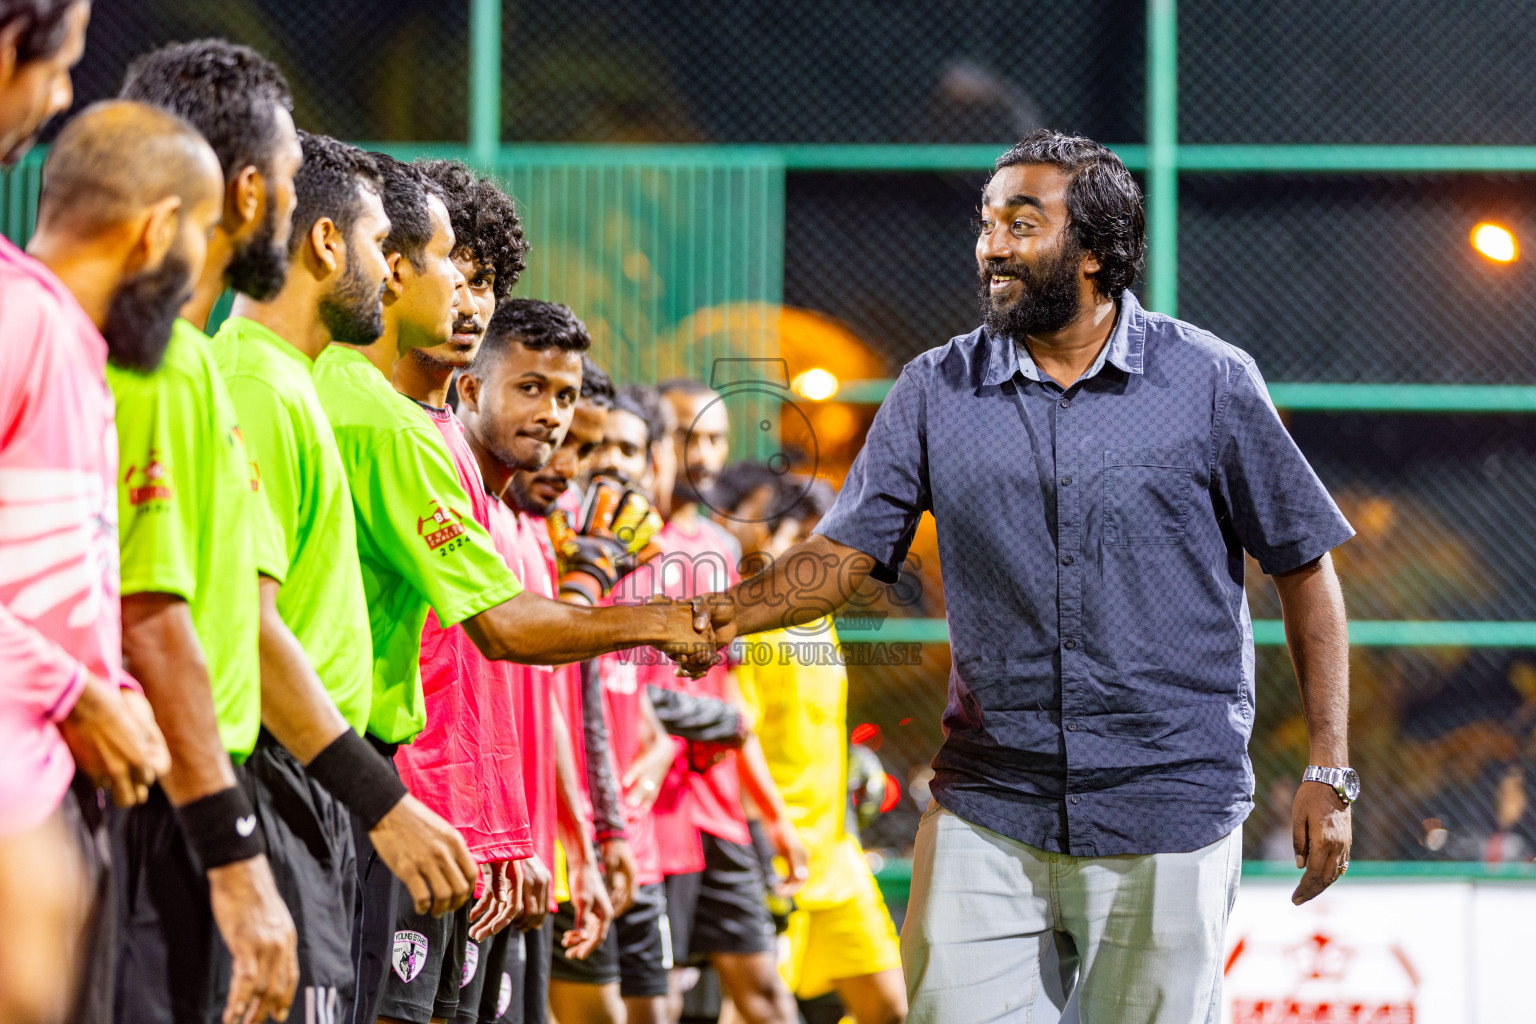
0, 7, 168, 1024
215, 134, 484, 1021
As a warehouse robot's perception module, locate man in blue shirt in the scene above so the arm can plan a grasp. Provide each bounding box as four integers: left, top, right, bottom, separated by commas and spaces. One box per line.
708, 130, 1356, 1023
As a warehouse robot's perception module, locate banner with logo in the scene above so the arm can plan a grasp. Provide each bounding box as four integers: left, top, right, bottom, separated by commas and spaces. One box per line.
1223, 878, 1536, 1023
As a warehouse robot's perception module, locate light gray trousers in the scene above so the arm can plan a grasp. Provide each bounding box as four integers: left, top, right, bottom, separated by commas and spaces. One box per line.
901, 803, 1242, 1024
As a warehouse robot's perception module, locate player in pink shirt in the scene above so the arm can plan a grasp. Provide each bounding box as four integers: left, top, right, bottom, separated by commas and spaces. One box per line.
457, 300, 615, 1024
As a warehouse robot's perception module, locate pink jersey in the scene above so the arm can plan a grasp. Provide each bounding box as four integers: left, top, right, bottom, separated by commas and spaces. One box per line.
597, 650, 662, 885
0, 235, 125, 837
528, 515, 594, 829
489, 500, 559, 897
394, 406, 532, 864
611, 512, 746, 867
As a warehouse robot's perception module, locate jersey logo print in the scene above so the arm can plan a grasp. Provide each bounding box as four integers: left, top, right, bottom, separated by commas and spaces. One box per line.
461, 940, 478, 988
497, 973, 513, 1018
417, 499, 466, 551
392, 930, 428, 982
122, 449, 173, 506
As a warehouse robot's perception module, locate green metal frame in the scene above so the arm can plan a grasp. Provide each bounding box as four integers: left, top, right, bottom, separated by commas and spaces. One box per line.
836, 618, 1536, 648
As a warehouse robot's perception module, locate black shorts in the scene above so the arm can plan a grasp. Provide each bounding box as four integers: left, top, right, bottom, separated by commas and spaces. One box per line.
350, 737, 400, 1024
66, 773, 115, 1024
378, 894, 471, 1023
218, 734, 356, 1023
454, 919, 550, 1024
547, 883, 672, 997
665, 833, 774, 963
111, 783, 216, 1024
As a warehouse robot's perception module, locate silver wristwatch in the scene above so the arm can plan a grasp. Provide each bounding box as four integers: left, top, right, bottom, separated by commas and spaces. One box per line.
1304, 765, 1361, 806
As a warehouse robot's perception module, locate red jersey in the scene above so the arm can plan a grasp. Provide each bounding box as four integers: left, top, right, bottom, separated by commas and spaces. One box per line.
489, 500, 559, 886
394, 406, 531, 864
597, 651, 662, 885
615, 511, 748, 861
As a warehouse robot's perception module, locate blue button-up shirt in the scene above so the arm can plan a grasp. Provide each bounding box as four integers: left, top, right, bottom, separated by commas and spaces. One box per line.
817, 291, 1354, 856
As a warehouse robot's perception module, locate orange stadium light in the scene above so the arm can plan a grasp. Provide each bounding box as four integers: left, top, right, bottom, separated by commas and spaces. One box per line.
791, 367, 840, 401
1471, 222, 1518, 263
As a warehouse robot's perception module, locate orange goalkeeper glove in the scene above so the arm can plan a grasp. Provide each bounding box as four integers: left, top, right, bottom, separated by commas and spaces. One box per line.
548, 476, 663, 604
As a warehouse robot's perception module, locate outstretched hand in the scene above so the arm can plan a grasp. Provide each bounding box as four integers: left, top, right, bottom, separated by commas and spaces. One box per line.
1291, 780, 1352, 905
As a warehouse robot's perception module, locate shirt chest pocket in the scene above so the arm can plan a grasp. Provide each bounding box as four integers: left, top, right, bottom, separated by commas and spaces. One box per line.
1103, 447, 1197, 545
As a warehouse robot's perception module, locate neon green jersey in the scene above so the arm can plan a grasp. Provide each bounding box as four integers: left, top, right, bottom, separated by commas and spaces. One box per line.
213, 317, 372, 735
312, 345, 523, 744
107, 319, 262, 760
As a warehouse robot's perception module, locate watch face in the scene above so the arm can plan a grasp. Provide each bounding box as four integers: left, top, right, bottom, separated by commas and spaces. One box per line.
1341, 768, 1361, 802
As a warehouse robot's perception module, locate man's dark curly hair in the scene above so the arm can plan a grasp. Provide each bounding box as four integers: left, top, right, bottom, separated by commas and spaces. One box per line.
414, 159, 528, 302
1, 0, 80, 62
290, 132, 381, 255
993, 130, 1145, 299
120, 40, 293, 182
370, 152, 446, 272
472, 298, 591, 377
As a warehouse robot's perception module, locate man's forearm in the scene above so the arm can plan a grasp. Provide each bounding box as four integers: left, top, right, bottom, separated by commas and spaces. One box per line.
1274, 553, 1350, 766
256, 576, 348, 763
727, 534, 871, 636
120, 593, 237, 804
465, 591, 688, 665
579, 661, 626, 842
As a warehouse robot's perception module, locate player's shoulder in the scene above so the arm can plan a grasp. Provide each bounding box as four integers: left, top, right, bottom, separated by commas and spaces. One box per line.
1138, 306, 1257, 378
0, 243, 80, 342
903, 326, 988, 379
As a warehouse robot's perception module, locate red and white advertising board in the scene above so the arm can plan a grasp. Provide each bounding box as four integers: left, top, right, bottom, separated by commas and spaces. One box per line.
1224, 878, 1536, 1024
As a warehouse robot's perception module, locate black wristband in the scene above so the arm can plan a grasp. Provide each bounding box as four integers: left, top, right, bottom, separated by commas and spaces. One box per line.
306, 729, 409, 830
176, 786, 266, 869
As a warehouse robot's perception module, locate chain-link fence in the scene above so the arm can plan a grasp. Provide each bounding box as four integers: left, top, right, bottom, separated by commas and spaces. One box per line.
9, 0, 1536, 865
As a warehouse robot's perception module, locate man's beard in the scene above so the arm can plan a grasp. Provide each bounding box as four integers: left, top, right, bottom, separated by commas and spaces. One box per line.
225, 204, 289, 301
507, 472, 559, 517
978, 237, 1085, 341
672, 469, 713, 509
318, 256, 385, 346
102, 253, 194, 372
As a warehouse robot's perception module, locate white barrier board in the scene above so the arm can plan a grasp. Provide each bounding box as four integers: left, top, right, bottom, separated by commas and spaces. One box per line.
1224, 879, 1536, 1024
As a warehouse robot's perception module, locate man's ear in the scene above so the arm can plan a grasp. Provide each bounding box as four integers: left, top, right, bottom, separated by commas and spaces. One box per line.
1081, 251, 1102, 278
0, 19, 23, 89
130, 196, 184, 275
383, 250, 408, 301
227, 164, 264, 235
456, 369, 481, 413
306, 216, 342, 276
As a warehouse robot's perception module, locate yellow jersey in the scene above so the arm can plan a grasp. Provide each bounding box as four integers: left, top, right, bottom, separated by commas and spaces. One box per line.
736, 618, 870, 910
